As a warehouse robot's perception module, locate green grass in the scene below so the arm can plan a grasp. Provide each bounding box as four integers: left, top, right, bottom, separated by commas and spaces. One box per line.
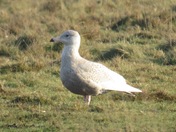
0, 0, 176, 131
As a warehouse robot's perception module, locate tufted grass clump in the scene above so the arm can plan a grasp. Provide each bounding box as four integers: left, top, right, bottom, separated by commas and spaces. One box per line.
13, 35, 36, 50
156, 38, 176, 65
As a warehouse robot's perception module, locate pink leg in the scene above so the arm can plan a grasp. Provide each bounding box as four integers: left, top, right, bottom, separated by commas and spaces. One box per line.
84, 95, 91, 105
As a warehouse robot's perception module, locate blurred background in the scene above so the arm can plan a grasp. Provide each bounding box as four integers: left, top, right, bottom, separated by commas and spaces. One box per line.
0, 0, 176, 131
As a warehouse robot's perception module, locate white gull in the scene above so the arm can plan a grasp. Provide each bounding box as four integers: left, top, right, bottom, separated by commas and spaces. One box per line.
50, 30, 142, 105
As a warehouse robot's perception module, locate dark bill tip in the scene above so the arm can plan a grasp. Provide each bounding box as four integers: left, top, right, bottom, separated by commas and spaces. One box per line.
50, 38, 54, 42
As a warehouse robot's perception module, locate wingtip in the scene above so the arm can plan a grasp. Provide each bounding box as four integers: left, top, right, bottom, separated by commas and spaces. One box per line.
126, 84, 142, 93
137, 89, 142, 92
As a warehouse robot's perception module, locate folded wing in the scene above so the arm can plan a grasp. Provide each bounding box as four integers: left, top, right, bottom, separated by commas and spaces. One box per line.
76, 59, 142, 94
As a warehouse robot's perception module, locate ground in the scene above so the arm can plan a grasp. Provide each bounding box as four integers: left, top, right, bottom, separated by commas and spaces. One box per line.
0, 0, 176, 131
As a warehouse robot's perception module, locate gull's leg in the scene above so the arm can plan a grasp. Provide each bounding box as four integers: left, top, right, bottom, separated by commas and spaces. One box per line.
84, 95, 91, 105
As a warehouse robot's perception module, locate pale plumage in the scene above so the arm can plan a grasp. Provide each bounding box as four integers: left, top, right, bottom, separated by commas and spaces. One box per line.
50, 30, 142, 105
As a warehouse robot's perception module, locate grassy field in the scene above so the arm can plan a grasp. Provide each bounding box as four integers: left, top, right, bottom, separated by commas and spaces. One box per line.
0, 0, 176, 131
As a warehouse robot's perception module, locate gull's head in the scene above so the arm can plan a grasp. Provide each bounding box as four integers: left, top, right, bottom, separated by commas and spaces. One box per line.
50, 30, 80, 46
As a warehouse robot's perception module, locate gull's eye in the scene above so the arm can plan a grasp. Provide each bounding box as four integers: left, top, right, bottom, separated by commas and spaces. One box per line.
65, 34, 69, 37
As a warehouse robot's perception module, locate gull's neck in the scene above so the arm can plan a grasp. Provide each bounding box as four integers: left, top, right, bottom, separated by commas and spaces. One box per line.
61, 35, 82, 68
62, 45, 81, 58
62, 35, 81, 58
61, 42, 82, 68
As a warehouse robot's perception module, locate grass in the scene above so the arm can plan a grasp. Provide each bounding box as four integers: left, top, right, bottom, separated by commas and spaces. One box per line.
0, 0, 176, 131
